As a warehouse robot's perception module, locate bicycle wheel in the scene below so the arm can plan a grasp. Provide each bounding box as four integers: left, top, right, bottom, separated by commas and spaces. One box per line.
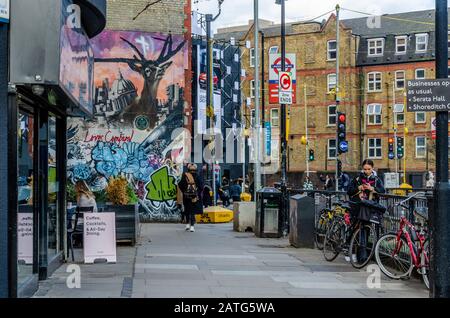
421, 239, 430, 289
349, 224, 377, 269
315, 209, 332, 250
323, 218, 344, 262
375, 234, 413, 279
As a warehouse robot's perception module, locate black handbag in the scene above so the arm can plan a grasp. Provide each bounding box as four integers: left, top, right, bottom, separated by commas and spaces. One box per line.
358, 200, 386, 224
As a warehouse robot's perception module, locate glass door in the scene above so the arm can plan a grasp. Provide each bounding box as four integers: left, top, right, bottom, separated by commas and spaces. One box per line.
17, 110, 36, 288
47, 114, 60, 258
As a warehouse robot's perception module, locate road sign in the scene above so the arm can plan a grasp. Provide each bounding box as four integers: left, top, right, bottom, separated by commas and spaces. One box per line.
0, 0, 9, 24
279, 72, 292, 104
339, 141, 348, 153
407, 79, 450, 112
269, 54, 296, 104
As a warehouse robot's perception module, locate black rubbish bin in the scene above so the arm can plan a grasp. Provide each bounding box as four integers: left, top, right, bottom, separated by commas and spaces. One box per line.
289, 194, 315, 248
255, 187, 283, 238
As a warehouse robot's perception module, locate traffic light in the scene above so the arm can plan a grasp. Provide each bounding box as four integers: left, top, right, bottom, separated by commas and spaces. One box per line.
388, 137, 395, 160
337, 159, 342, 176
397, 137, 404, 159
337, 112, 348, 154
309, 149, 315, 161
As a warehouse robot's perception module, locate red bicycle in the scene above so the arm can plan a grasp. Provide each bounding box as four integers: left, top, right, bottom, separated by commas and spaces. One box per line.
374, 193, 430, 289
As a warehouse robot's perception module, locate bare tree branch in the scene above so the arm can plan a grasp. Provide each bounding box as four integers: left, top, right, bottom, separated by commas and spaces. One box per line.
133, 0, 164, 21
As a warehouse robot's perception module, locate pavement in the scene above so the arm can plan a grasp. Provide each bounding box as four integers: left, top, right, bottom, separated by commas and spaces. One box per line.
33, 223, 429, 298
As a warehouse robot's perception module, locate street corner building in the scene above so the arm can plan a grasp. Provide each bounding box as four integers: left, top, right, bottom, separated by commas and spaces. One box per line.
0, 0, 108, 298
0, 0, 193, 298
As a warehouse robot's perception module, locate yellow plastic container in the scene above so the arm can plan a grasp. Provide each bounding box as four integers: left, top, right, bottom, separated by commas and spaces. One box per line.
195, 206, 234, 223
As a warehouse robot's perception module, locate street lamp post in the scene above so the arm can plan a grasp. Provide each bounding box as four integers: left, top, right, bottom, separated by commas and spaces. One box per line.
276, 0, 288, 236
431, 0, 450, 298
205, 1, 224, 206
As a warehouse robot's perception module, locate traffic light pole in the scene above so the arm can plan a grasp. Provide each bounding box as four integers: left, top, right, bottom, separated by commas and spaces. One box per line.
305, 85, 310, 178
431, 0, 450, 298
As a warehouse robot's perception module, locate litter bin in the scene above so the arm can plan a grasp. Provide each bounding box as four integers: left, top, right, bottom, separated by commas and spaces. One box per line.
255, 187, 283, 238
289, 193, 315, 248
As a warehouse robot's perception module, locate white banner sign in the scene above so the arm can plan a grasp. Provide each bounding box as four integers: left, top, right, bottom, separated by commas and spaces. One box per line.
84, 213, 117, 264
0, 0, 9, 23
18, 213, 33, 265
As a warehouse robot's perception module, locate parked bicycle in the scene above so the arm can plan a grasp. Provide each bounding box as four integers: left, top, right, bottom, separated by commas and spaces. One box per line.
323, 200, 384, 269
374, 193, 430, 289
314, 194, 338, 250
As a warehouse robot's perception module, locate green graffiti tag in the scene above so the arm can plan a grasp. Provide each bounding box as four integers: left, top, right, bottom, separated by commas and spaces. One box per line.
145, 166, 177, 202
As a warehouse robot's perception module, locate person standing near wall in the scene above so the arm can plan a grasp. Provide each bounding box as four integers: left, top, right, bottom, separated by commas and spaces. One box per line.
178, 163, 203, 232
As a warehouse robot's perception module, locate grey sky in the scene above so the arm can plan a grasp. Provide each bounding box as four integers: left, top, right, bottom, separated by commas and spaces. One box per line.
192, 0, 435, 33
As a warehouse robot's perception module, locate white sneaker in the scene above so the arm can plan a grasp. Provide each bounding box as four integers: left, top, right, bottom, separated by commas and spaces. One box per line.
352, 254, 358, 263
185, 224, 191, 231
345, 256, 351, 262
190, 226, 195, 232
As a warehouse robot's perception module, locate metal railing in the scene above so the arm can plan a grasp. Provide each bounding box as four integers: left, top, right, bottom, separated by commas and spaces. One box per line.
288, 189, 430, 233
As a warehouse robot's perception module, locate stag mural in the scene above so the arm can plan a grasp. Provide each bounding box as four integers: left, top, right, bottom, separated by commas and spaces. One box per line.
94, 33, 186, 128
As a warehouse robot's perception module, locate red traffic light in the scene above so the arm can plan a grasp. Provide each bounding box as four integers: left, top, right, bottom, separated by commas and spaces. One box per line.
338, 114, 346, 123
388, 138, 394, 144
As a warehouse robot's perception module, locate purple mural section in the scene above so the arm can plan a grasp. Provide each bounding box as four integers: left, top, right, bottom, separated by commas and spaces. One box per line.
67, 30, 189, 222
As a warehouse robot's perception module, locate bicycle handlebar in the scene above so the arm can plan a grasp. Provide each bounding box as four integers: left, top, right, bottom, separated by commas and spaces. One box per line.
395, 192, 423, 207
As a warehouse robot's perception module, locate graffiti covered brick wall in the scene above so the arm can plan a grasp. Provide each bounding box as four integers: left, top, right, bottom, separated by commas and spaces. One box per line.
67, 30, 189, 222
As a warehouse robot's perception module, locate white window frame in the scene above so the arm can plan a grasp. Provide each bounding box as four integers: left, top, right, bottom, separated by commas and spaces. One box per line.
415, 69, 426, 80
250, 80, 255, 98
395, 71, 406, 90
269, 46, 279, 54
367, 72, 382, 92
327, 73, 337, 93
394, 104, 405, 124
368, 138, 382, 159
250, 48, 255, 67
368, 38, 384, 56
395, 36, 408, 55
271, 108, 279, 127
415, 112, 426, 124
328, 139, 337, 160
416, 137, 427, 158
327, 40, 337, 61
367, 104, 382, 125
328, 105, 337, 126
416, 33, 428, 53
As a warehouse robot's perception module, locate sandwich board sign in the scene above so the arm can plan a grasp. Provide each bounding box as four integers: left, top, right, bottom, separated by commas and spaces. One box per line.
84, 212, 117, 264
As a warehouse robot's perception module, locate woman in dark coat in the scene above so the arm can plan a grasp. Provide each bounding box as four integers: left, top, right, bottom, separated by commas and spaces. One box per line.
177, 163, 204, 232
348, 159, 385, 204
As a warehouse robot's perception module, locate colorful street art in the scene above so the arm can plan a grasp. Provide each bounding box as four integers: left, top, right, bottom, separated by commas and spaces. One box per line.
67, 30, 188, 222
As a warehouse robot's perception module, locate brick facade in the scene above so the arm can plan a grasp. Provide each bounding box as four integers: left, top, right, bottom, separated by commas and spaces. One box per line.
217, 11, 450, 188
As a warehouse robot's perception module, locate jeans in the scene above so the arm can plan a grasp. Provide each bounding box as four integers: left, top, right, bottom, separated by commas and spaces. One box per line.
187, 212, 196, 226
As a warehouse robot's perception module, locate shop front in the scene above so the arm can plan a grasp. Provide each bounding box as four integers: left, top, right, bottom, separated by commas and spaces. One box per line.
0, 0, 106, 298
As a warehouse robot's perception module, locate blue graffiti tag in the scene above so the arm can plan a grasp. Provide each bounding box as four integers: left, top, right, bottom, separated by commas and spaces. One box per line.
91, 141, 153, 182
